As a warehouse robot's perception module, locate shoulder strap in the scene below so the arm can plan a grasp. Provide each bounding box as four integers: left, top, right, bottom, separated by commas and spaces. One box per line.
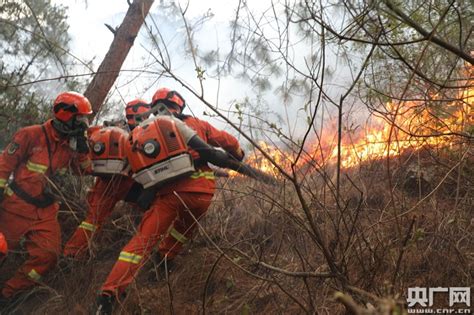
8, 181, 55, 208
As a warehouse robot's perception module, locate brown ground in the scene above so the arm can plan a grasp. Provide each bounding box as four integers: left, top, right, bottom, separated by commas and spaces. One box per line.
0, 146, 472, 314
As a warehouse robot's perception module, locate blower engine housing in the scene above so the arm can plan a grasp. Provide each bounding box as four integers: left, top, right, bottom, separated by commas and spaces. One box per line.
126, 116, 196, 188
89, 126, 129, 176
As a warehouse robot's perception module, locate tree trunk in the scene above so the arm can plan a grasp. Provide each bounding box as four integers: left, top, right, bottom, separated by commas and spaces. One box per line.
84, 0, 154, 116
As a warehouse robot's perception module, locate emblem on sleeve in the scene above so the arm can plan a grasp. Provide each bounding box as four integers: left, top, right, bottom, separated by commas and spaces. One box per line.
7, 142, 20, 155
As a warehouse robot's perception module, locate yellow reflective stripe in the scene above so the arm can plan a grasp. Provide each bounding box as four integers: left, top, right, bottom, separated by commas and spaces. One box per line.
79, 221, 96, 232
118, 251, 142, 264
0, 178, 6, 188
28, 269, 41, 281
190, 171, 215, 180
80, 160, 91, 169
26, 160, 48, 174
170, 228, 187, 243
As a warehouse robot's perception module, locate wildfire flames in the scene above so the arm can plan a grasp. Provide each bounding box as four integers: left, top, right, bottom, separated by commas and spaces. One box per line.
234, 72, 473, 176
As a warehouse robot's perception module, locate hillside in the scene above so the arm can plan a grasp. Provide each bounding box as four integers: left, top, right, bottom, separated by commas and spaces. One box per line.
1, 145, 471, 314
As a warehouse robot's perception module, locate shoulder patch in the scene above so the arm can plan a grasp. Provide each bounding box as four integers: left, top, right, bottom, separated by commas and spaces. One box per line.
7, 142, 20, 155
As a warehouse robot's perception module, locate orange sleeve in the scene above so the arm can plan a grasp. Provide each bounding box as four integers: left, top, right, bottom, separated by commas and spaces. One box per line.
0, 128, 33, 188
199, 119, 243, 156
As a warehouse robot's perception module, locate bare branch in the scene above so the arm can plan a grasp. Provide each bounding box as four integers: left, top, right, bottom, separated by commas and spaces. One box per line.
383, 0, 473, 64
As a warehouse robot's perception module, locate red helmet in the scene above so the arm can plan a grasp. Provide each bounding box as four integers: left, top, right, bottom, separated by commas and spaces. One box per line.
125, 99, 150, 128
151, 88, 186, 112
53, 92, 93, 122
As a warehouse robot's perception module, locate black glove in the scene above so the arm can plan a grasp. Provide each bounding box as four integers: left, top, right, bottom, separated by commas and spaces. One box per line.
0, 188, 4, 203
76, 136, 90, 154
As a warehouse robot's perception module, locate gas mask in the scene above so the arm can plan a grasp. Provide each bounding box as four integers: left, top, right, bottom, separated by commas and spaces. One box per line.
133, 102, 171, 127
52, 115, 90, 153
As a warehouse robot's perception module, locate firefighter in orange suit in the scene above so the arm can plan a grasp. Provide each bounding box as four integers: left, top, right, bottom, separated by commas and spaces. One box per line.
95, 88, 245, 313
0, 92, 92, 302
63, 99, 150, 259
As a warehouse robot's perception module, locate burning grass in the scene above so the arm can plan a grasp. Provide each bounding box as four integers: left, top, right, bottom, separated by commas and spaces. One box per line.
233, 75, 472, 177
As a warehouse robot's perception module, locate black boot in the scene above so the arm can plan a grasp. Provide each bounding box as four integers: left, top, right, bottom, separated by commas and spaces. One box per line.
95, 293, 115, 315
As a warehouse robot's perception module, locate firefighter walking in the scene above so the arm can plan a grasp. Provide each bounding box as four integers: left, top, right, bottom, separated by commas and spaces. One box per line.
95, 88, 245, 314
0, 92, 92, 303
63, 99, 150, 259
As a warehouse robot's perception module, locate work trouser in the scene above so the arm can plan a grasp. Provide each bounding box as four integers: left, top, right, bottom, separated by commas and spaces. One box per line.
0, 206, 60, 299
63, 177, 135, 259
157, 202, 210, 260
101, 192, 213, 296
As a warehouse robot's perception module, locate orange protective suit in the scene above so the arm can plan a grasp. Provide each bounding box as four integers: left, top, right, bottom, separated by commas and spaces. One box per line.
101, 116, 242, 296
63, 176, 137, 259
0, 120, 90, 298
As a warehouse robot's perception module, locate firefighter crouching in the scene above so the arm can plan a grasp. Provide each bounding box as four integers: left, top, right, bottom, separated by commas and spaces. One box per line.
0, 92, 92, 303
95, 88, 245, 314
63, 99, 150, 260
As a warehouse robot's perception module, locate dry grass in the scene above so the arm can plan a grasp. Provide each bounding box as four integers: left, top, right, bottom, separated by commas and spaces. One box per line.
0, 147, 472, 314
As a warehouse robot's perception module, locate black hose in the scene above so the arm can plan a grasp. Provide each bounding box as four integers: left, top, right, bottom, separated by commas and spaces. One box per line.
188, 136, 277, 185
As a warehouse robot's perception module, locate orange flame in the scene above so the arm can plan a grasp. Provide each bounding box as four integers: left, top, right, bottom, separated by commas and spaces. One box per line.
233, 67, 473, 176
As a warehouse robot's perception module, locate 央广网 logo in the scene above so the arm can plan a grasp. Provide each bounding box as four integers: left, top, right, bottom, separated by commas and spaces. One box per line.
407, 287, 471, 314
